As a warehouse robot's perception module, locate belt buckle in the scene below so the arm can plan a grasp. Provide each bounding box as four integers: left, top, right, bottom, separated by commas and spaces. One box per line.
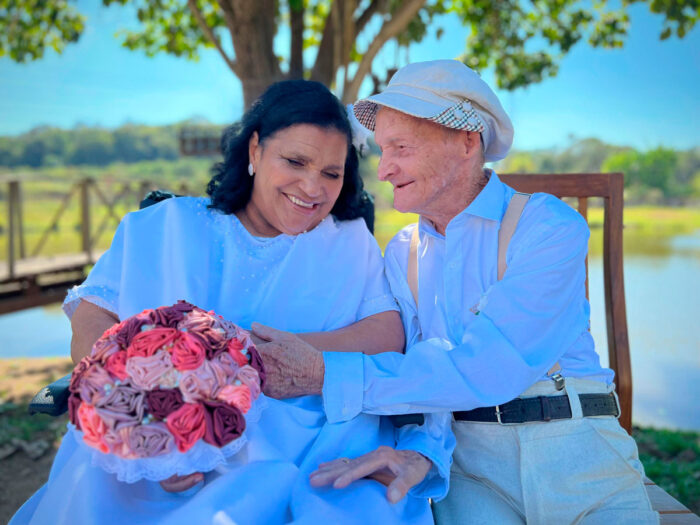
495, 405, 503, 424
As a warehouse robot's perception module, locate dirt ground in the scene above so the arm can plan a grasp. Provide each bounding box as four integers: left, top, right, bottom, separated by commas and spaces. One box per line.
0, 358, 72, 524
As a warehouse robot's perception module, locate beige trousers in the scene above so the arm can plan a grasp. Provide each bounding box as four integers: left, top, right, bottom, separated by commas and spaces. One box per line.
432, 378, 659, 524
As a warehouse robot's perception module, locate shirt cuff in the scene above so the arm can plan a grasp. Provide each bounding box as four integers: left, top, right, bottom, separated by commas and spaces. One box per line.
395, 429, 451, 502
322, 351, 364, 423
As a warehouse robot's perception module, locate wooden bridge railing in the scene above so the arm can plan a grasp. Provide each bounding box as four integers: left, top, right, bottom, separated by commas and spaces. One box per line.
0, 175, 197, 314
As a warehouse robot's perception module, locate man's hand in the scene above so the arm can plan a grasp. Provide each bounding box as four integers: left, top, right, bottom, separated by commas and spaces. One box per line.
309, 447, 432, 503
251, 323, 325, 399
159, 472, 203, 493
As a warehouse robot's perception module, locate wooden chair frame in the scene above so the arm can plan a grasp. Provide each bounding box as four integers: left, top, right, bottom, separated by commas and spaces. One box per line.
500, 172, 632, 432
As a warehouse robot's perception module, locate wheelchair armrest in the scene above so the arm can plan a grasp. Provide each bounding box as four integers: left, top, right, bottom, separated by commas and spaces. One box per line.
28, 374, 71, 416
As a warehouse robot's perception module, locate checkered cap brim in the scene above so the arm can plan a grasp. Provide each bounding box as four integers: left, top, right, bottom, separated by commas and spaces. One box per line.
353, 99, 485, 134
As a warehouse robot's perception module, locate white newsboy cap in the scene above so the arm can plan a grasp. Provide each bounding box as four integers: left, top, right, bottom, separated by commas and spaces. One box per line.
354, 59, 514, 162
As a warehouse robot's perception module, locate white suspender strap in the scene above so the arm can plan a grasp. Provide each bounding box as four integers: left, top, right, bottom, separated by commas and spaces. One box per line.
408, 225, 420, 308
498, 191, 562, 385
497, 192, 530, 281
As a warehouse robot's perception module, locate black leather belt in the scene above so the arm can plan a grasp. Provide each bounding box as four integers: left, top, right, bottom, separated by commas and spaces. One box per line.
453, 393, 619, 424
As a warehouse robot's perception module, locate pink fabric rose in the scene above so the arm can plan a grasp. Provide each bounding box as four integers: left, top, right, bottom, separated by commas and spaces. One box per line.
103, 427, 137, 459
178, 309, 228, 359
69, 357, 94, 394
78, 403, 109, 454
128, 422, 174, 458
235, 365, 262, 400
104, 351, 128, 381
211, 352, 240, 379
125, 350, 175, 390
179, 361, 223, 403
217, 384, 252, 414
78, 363, 114, 405
165, 403, 206, 453
227, 338, 249, 367
202, 401, 245, 447
171, 331, 206, 371
95, 383, 146, 431
91, 336, 120, 362
127, 328, 179, 359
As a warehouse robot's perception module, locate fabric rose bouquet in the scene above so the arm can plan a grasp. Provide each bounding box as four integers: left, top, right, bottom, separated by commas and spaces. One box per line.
67, 301, 265, 482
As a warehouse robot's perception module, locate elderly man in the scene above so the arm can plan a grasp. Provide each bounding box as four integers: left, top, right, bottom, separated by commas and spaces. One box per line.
254, 60, 657, 523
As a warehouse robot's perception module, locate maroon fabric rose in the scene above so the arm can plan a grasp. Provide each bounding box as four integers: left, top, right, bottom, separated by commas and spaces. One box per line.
247, 346, 266, 389
154, 302, 194, 328
178, 309, 228, 359
202, 400, 246, 447
114, 316, 148, 348
146, 388, 184, 420
69, 357, 95, 394
68, 393, 83, 429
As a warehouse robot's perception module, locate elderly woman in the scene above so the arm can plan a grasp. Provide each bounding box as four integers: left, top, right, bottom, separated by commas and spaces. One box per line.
11, 80, 449, 525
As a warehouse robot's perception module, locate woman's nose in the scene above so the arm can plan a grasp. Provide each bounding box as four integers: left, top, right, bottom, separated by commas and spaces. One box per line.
298, 173, 323, 198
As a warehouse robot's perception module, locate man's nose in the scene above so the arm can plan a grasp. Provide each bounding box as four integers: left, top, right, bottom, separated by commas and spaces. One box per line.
377, 155, 395, 182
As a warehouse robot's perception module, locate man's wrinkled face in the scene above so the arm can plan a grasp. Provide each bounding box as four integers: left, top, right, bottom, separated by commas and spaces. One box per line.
374, 107, 468, 216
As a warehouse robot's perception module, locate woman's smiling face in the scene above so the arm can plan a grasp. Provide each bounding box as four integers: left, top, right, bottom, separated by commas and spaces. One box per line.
245, 124, 348, 236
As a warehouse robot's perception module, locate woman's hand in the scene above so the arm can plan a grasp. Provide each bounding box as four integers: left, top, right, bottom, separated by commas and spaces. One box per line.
308, 447, 432, 503
159, 472, 204, 493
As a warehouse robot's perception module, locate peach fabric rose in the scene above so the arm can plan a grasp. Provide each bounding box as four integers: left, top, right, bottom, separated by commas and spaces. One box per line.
127, 328, 179, 360
171, 331, 206, 371
78, 403, 109, 454
165, 403, 206, 453
227, 338, 249, 367
217, 384, 252, 414
104, 351, 128, 381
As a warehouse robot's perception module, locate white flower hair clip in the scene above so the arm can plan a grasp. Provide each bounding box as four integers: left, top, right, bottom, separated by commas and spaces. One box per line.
346, 104, 372, 157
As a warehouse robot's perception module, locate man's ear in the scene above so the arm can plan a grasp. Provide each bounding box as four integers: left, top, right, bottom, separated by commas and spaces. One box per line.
463, 131, 482, 160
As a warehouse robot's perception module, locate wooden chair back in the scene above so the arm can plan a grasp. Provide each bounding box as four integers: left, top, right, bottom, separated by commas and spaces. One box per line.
499, 172, 632, 432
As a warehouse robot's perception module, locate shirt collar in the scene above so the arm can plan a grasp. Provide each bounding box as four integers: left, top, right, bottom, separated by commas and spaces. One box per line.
419, 170, 512, 239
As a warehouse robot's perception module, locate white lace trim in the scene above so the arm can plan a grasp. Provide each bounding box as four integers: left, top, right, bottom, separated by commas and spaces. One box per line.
63, 285, 119, 320
70, 395, 267, 483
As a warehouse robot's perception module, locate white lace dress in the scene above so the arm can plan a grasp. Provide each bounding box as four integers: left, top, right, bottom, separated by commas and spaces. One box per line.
11, 197, 435, 525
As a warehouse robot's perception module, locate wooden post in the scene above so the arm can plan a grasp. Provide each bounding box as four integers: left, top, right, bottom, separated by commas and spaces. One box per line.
604, 173, 632, 432
7, 181, 18, 278
80, 178, 93, 263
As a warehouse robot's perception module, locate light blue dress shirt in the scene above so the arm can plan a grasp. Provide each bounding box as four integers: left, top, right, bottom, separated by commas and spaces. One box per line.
323, 172, 614, 424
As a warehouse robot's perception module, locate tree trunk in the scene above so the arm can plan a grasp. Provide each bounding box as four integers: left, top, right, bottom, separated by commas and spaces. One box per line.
219, 0, 284, 108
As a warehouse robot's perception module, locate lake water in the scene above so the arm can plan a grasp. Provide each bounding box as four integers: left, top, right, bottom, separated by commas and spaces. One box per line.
1, 231, 698, 431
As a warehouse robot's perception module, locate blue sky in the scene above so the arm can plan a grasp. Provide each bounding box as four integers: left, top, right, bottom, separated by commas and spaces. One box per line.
0, 1, 698, 150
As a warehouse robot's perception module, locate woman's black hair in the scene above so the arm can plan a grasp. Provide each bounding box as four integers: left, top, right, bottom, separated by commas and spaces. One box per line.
206, 80, 369, 227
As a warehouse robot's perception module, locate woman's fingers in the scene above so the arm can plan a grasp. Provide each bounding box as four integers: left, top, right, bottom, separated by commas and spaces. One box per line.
159, 472, 204, 493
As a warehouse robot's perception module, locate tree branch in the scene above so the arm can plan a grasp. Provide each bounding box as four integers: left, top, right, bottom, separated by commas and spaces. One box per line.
343, 0, 425, 102
355, 0, 387, 37
187, 0, 239, 75
289, 0, 304, 78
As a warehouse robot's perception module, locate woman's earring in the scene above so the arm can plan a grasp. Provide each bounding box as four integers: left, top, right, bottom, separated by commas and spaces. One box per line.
248, 163, 255, 177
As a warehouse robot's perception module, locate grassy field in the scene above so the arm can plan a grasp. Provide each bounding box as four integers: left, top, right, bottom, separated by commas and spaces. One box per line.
0, 357, 697, 522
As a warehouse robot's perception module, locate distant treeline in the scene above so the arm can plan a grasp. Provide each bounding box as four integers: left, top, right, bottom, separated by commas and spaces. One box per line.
1, 126, 698, 205
496, 138, 700, 204
0, 122, 222, 168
